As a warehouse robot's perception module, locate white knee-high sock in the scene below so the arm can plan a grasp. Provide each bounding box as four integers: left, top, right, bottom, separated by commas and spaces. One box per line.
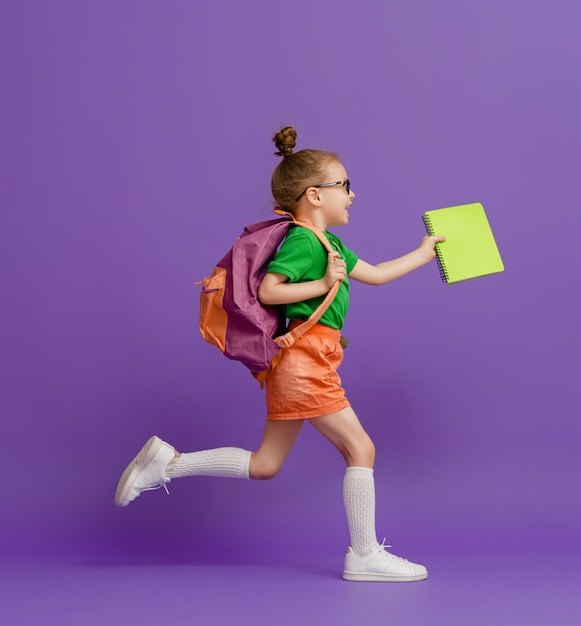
343, 466, 378, 557
166, 448, 251, 480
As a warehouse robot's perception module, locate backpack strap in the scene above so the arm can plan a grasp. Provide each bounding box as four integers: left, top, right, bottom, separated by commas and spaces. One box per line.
272, 209, 342, 349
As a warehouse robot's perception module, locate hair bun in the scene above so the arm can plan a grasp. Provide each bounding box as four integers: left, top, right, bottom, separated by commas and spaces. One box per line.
273, 126, 297, 157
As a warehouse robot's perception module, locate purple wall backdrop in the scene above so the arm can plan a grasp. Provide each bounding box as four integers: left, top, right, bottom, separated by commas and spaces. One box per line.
1, 0, 579, 562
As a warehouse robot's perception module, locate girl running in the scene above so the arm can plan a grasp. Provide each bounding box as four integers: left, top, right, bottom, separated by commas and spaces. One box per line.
115, 126, 444, 582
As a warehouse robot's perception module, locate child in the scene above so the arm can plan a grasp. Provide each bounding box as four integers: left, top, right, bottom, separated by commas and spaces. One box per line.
115, 127, 445, 582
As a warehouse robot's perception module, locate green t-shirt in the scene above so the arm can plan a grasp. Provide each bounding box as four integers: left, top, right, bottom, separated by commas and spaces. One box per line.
266, 226, 358, 330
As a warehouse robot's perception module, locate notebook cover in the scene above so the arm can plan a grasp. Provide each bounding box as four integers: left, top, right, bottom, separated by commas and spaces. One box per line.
422, 203, 504, 284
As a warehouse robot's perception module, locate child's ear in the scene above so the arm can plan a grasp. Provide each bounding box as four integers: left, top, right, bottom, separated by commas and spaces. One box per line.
306, 187, 323, 206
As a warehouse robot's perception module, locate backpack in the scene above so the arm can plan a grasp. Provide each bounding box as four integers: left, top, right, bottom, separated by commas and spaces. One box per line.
198, 210, 340, 385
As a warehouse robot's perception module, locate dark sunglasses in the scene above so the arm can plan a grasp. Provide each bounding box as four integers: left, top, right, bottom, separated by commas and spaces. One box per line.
295, 179, 351, 203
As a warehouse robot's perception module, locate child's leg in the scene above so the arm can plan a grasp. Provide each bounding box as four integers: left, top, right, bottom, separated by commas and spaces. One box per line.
168, 418, 303, 480
309, 407, 377, 555
309, 407, 427, 581
115, 419, 304, 507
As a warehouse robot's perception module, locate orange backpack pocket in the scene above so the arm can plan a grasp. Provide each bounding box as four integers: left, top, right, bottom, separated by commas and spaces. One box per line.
199, 267, 228, 352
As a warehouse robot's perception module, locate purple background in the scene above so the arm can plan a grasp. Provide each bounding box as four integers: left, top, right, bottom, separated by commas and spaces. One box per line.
1, 0, 579, 623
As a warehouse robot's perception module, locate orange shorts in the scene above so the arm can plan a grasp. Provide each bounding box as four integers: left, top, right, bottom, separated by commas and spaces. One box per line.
265, 321, 350, 420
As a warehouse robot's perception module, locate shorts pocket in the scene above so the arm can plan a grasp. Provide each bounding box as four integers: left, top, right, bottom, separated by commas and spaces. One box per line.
322, 337, 343, 364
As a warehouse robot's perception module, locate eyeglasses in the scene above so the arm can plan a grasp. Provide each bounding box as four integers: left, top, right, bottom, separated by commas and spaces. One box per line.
295, 179, 351, 203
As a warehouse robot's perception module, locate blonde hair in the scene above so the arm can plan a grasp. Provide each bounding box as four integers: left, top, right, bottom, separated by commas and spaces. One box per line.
271, 127, 338, 213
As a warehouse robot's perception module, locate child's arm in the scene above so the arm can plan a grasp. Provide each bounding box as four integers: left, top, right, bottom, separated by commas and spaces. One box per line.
258, 252, 346, 306
349, 235, 445, 285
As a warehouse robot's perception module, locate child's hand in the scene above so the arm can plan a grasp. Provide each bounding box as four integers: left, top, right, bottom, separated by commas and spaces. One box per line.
420, 235, 446, 261
324, 251, 347, 288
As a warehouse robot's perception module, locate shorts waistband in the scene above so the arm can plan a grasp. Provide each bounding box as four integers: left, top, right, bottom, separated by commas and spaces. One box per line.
287, 320, 341, 340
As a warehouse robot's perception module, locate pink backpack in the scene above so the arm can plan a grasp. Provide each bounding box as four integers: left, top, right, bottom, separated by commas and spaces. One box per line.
198, 211, 339, 385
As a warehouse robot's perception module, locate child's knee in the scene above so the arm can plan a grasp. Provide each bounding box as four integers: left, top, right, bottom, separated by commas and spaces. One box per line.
350, 436, 375, 467
248, 455, 282, 480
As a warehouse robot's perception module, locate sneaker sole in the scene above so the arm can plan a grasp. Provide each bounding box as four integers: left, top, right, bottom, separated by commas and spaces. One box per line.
114, 436, 164, 507
343, 571, 428, 582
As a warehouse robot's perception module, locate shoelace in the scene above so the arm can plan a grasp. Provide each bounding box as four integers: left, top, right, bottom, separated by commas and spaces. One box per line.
378, 538, 409, 563
141, 481, 170, 495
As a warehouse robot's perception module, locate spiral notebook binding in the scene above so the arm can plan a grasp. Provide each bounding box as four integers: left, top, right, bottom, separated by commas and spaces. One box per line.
422, 214, 449, 284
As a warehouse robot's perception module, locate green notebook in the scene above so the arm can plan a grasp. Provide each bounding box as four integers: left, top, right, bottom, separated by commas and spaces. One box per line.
422, 202, 504, 284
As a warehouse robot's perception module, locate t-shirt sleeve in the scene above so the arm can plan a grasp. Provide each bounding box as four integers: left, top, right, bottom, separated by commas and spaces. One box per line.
328, 233, 358, 273
267, 231, 315, 281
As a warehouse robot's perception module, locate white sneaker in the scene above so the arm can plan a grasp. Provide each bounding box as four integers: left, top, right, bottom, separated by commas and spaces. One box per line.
115, 436, 175, 507
343, 540, 428, 582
